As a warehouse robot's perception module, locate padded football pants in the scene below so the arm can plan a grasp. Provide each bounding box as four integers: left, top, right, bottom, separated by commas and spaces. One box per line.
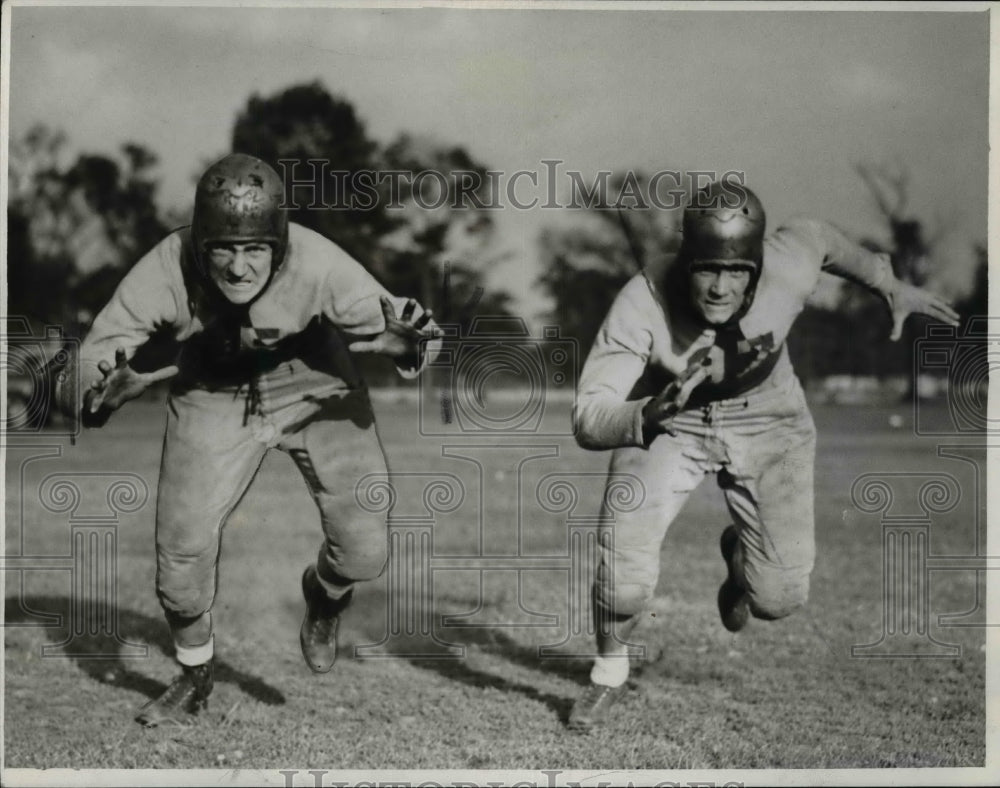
594, 373, 817, 623
154, 377, 389, 649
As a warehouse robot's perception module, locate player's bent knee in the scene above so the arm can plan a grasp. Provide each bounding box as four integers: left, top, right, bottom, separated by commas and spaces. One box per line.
325, 542, 388, 583
155, 555, 217, 619
595, 581, 651, 619
345, 553, 387, 582
747, 576, 809, 620
156, 585, 213, 621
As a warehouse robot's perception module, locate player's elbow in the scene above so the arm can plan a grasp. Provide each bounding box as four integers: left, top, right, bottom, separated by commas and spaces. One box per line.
573, 426, 602, 451
571, 404, 599, 450
572, 403, 619, 451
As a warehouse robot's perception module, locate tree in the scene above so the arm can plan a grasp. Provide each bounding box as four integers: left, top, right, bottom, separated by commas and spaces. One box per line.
852, 161, 955, 287
8, 125, 78, 326
7, 124, 167, 328
364, 132, 515, 384
231, 81, 396, 265
230, 83, 515, 384
954, 243, 988, 321
377, 132, 512, 331
536, 172, 681, 354
7, 125, 168, 427
536, 228, 635, 354
230, 87, 514, 316
846, 162, 953, 382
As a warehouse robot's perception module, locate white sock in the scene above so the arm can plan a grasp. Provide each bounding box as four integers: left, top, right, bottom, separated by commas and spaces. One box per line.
175, 635, 214, 667
590, 652, 630, 687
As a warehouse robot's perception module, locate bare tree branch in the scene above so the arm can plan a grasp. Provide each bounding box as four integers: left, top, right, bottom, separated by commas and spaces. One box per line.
855, 161, 910, 221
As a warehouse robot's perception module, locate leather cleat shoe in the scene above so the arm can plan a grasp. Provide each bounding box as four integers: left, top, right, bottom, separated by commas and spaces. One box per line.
135, 661, 213, 727
567, 681, 626, 732
718, 525, 749, 633
300, 565, 353, 674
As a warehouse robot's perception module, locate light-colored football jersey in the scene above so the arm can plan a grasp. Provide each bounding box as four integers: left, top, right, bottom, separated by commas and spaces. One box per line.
575, 218, 892, 449
65, 222, 428, 414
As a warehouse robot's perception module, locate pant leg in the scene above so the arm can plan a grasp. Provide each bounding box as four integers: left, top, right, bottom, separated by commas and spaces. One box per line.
717, 380, 817, 620
155, 387, 268, 646
594, 422, 713, 619
276, 390, 390, 590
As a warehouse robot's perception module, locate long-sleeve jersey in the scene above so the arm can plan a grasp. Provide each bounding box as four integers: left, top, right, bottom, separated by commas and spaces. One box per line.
574, 218, 894, 450
61, 222, 432, 416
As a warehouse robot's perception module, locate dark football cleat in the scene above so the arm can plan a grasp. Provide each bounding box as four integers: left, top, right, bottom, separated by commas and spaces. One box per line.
300, 565, 353, 674
718, 525, 749, 632
135, 661, 213, 727
567, 682, 626, 732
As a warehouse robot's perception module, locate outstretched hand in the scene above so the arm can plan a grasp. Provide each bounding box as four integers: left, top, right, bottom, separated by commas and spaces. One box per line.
86, 348, 179, 418
347, 296, 440, 367
643, 363, 711, 438
885, 280, 960, 342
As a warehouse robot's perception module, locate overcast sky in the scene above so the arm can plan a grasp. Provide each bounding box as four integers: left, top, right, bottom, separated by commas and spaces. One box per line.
6, 3, 990, 321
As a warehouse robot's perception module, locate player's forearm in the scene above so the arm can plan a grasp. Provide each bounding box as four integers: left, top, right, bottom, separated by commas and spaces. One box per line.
65, 308, 159, 420
813, 219, 895, 299
574, 335, 652, 449
573, 395, 650, 450
333, 286, 438, 378
63, 241, 179, 416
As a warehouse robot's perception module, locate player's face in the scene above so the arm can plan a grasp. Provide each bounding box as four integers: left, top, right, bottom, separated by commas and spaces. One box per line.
206, 242, 274, 304
688, 260, 755, 324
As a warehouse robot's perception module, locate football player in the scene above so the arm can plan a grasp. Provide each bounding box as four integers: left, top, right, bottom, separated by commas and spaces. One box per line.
568, 178, 959, 731
59, 154, 439, 726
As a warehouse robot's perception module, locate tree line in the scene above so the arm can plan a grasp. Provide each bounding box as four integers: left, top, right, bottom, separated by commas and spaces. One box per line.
7, 81, 987, 396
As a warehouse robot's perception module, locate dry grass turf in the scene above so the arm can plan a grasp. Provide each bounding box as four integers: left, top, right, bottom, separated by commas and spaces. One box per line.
4, 393, 986, 770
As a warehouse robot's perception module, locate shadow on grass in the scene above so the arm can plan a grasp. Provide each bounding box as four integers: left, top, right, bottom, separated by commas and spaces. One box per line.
352, 618, 594, 724
414, 656, 575, 724
5, 595, 285, 707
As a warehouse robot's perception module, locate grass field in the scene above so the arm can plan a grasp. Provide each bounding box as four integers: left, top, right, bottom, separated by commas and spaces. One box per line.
3, 392, 987, 774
